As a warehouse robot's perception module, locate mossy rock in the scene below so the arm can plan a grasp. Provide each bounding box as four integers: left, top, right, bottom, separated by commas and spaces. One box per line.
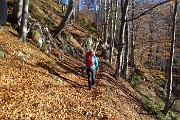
61, 31, 72, 40
87, 24, 97, 32
101, 48, 109, 58
31, 30, 41, 40
63, 45, 75, 56
0, 51, 5, 59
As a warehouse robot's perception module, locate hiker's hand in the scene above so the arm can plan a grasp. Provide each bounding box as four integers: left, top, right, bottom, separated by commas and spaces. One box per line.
96, 70, 99, 75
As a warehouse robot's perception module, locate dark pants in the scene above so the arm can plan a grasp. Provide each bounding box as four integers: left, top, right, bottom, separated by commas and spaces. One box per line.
86, 68, 95, 89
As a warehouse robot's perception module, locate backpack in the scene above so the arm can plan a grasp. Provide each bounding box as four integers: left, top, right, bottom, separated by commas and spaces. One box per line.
86, 51, 94, 66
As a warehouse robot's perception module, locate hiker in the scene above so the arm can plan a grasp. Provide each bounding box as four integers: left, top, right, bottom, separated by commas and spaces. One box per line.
84, 47, 99, 90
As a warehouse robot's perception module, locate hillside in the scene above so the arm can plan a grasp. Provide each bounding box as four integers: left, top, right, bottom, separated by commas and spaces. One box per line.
1, 0, 180, 119
0, 25, 155, 119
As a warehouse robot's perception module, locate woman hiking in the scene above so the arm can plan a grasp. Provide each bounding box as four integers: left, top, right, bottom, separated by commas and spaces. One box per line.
84, 47, 99, 90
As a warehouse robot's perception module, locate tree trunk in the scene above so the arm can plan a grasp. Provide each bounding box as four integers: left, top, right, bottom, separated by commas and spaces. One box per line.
53, 0, 74, 37
100, 0, 103, 39
76, 0, 80, 18
130, 1, 135, 69
17, 0, 23, 25
109, 0, 118, 64
62, 0, 65, 13
115, 0, 129, 79
19, 0, 29, 42
109, 0, 114, 63
130, 22, 135, 80
163, 0, 178, 116
123, 23, 129, 78
100, 0, 104, 40
103, 0, 107, 44
0, 0, 7, 26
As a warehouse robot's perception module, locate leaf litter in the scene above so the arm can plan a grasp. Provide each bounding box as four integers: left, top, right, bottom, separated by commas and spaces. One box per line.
0, 27, 154, 119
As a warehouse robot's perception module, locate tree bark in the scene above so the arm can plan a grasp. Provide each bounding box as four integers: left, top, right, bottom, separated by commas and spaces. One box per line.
0, 0, 7, 26
109, 0, 118, 64
53, 0, 74, 37
75, 0, 80, 18
115, 0, 129, 79
123, 23, 129, 78
130, 0, 135, 69
163, 0, 178, 116
109, 0, 114, 63
19, 0, 29, 42
103, 0, 107, 44
59, 0, 65, 13
18, 0, 23, 25
100, 0, 103, 39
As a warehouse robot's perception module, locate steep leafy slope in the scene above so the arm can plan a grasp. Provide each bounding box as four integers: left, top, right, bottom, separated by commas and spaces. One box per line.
0, 25, 154, 119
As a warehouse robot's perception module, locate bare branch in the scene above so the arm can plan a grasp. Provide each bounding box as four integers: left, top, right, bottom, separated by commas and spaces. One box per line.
125, 0, 173, 22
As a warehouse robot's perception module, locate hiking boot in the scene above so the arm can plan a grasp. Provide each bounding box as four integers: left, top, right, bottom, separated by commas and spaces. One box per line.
88, 85, 92, 90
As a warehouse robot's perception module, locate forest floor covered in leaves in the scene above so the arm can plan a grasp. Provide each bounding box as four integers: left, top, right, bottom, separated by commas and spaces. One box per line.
0, 26, 154, 119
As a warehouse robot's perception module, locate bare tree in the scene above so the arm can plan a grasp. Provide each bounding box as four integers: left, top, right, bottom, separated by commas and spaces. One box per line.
122, 22, 129, 78
115, 0, 173, 79
109, 0, 118, 63
75, 0, 80, 18
129, 0, 135, 71
17, 0, 23, 25
19, 0, 29, 41
103, 0, 110, 45
115, 0, 129, 79
109, 0, 114, 63
163, 0, 178, 116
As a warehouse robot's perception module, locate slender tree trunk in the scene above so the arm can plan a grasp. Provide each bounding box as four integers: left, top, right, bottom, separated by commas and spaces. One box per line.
130, 19, 135, 68
70, 7, 75, 22
0, 0, 7, 26
95, 4, 98, 32
129, 0, 135, 72
163, 0, 178, 116
123, 23, 129, 78
113, 0, 118, 44
130, 21, 135, 80
115, 0, 129, 78
53, 0, 74, 37
109, 0, 118, 63
103, 0, 107, 44
12, 0, 18, 24
76, 0, 80, 18
109, 0, 114, 63
18, 0, 23, 25
130, 0, 135, 69
19, 0, 29, 42
62, 1, 65, 13
164, 5, 173, 90
100, 0, 104, 39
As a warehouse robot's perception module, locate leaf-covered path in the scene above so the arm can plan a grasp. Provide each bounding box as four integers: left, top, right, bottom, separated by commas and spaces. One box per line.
0, 28, 153, 119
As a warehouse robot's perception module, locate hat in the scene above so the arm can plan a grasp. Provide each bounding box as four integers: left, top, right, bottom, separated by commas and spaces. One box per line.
87, 46, 93, 52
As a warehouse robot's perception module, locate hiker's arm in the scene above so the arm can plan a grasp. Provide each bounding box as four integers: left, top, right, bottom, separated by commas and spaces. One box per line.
94, 55, 99, 70
84, 57, 86, 64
